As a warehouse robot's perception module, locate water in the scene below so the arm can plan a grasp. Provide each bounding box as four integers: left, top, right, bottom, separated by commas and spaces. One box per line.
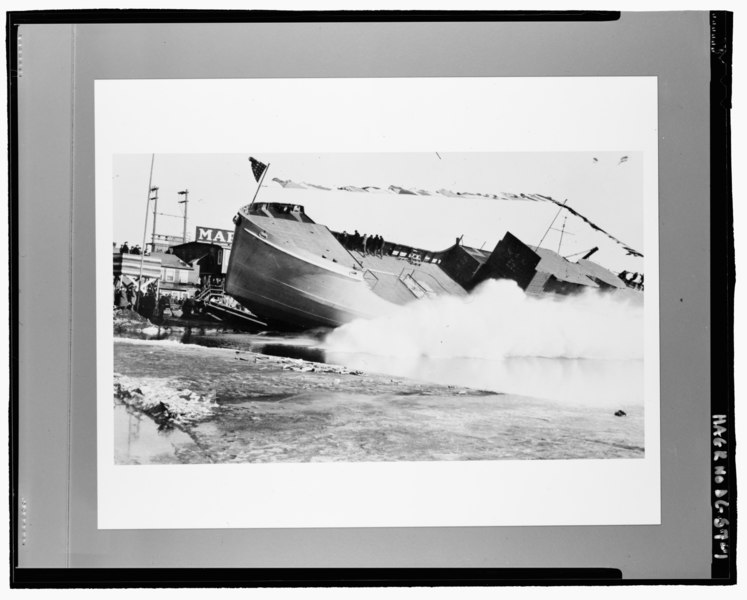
114, 402, 208, 464
122, 279, 645, 408
113, 338, 644, 463
322, 353, 642, 410
116, 327, 642, 411
114, 283, 645, 463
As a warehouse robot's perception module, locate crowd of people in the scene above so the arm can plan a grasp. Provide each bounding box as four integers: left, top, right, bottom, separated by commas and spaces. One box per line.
137, 291, 177, 320
113, 276, 184, 320
618, 270, 644, 290
113, 278, 139, 310
338, 231, 387, 257
113, 273, 232, 323
117, 242, 144, 255
199, 276, 225, 290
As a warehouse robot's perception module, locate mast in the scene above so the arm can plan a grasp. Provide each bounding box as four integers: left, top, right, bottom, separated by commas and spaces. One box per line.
534, 199, 567, 251
250, 162, 270, 205
557, 216, 567, 254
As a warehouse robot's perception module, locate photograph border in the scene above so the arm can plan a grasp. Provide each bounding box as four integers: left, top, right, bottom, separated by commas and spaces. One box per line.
97, 79, 660, 531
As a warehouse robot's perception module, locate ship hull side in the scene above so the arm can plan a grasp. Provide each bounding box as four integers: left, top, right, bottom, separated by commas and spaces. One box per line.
225, 218, 393, 330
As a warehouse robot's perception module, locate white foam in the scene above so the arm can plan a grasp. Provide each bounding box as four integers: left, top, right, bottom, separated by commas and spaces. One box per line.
324, 279, 643, 361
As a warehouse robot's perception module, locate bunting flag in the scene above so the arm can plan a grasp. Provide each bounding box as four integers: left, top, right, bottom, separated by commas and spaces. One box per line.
249, 157, 268, 182
272, 177, 306, 189
264, 175, 642, 258
388, 185, 417, 195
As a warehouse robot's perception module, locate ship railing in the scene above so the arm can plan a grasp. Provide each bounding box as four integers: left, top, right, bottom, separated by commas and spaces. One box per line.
363, 269, 380, 289
398, 268, 434, 299
405, 269, 451, 294
195, 285, 225, 303
344, 248, 365, 269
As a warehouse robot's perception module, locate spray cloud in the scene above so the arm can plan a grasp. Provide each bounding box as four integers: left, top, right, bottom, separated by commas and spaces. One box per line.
324, 279, 643, 361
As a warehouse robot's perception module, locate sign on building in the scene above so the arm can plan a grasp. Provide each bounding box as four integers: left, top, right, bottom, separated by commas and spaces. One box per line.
195, 226, 234, 247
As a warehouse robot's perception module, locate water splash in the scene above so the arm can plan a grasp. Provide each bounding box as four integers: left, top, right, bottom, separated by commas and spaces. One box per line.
324, 279, 643, 361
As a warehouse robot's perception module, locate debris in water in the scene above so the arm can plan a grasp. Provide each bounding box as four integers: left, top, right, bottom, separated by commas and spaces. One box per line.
113, 308, 155, 333
114, 373, 218, 426
234, 349, 365, 376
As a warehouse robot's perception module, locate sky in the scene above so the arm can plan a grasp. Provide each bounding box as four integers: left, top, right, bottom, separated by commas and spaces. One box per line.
113, 151, 644, 271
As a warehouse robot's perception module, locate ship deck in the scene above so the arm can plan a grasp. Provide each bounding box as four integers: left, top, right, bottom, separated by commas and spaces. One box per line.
250, 215, 360, 269
253, 213, 468, 306
352, 251, 468, 304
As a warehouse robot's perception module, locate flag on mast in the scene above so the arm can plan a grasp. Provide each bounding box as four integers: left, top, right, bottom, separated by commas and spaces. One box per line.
249, 157, 268, 182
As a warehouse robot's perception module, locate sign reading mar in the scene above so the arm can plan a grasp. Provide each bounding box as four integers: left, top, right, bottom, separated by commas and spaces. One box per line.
195, 226, 234, 247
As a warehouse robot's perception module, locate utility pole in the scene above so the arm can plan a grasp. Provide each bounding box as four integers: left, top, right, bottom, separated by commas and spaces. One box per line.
150, 186, 159, 253
178, 189, 189, 243
136, 154, 156, 310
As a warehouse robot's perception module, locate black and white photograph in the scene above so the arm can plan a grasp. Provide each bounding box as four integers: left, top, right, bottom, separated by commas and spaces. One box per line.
97, 77, 660, 529
112, 151, 647, 465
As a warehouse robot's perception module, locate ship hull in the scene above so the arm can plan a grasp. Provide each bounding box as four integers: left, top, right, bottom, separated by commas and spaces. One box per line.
224, 201, 637, 331
225, 213, 394, 330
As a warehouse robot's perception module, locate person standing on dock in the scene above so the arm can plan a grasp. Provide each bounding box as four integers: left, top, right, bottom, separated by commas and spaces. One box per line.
182, 295, 194, 319
362, 233, 369, 254
158, 294, 172, 318
140, 292, 156, 320
125, 284, 136, 309
115, 286, 128, 309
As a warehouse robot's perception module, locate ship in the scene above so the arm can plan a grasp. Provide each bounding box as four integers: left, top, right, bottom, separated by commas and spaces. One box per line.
224, 201, 638, 331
